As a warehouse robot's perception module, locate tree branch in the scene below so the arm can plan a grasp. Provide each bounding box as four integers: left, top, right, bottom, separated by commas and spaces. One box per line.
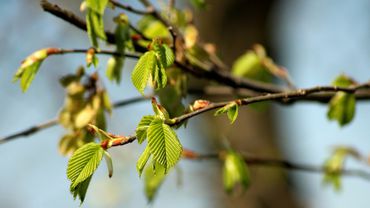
109, 0, 151, 15
0, 95, 151, 144
181, 149, 370, 180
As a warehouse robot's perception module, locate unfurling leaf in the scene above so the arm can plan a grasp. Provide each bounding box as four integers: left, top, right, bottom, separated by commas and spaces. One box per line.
190, 0, 207, 10
153, 40, 175, 68
327, 74, 356, 126
323, 146, 360, 191
144, 161, 167, 202
103, 151, 114, 178
223, 151, 250, 194
131, 51, 157, 94
137, 146, 151, 176
231, 44, 272, 83
147, 118, 182, 171
106, 56, 124, 83
67, 142, 104, 204
86, 48, 99, 67
151, 97, 170, 120
215, 102, 239, 124
327, 92, 355, 126
136, 115, 155, 144
85, 1, 107, 48
13, 48, 49, 92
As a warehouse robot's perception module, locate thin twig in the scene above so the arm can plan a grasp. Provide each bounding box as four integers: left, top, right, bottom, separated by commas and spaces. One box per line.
0, 96, 151, 144
110, 0, 150, 15
181, 149, 370, 180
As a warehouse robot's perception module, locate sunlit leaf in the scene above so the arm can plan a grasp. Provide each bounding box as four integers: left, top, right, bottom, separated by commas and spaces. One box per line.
190, 0, 207, 10
86, 8, 107, 48
151, 97, 170, 120
323, 146, 360, 191
223, 151, 250, 193
13, 49, 49, 92
106, 56, 124, 84
144, 161, 167, 202
131, 51, 157, 94
327, 75, 356, 126
67, 142, 104, 189
137, 146, 151, 176
147, 118, 182, 170
215, 102, 239, 124
136, 115, 155, 144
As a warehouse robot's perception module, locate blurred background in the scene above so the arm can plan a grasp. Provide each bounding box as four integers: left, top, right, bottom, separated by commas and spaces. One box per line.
1, 0, 370, 207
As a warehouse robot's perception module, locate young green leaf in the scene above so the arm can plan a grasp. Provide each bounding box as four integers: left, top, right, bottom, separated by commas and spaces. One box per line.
214, 102, 239, 124
323, 147, 359, 191
190, 0, 207, 10
106, 56, 124, 83
147, 118, 182, 170
144, 161, 167, 202
136, 115, 155, 144
231, 45, 272, 83
327, 75, 356, 126
153, 41, 175, 68
151, 97, 170, 120
131, 51, 157, 94
103, 151, 113, 178
86, 8, 107, 48
227, 104, 239, 124
152, 61, 168, 89
71, 175, 92, 205
67, 142, 104, 189
86, 0, 108, 14
327, 92, 356, 126
86, 48, 99, 67
223, 151, 250, 194
137, 146, 151, 177
13, 49, 49, 92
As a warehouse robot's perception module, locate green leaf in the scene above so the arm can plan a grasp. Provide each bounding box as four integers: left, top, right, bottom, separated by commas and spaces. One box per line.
131, 51, 157, 94
114, 13, 131, 53
67, 142, 104, 189
227, 104, 239, 124
106, 56, 124, 83
103, 151, 113, 178
88, 124, 115, 141
13, 49, 49, 92
151, 97, 170, 120
144, 161, 167, 202
231, 46, 272, 83
86, 0, 108, 15
71, 175, 92, 205
190, 0, 207, 10
137, 146, 151, 177
153, 42, 175, 68
152, 61, 168, 90
215, 102, 239, 124
136, 115, 155, 144
223, 151, 250, 193
86, 8, 107, 48
327, 92, 356, 126
322, 147, 359, 191
147, 118, 182, 170
332, 74, 355, 87
138, 16, 170, 40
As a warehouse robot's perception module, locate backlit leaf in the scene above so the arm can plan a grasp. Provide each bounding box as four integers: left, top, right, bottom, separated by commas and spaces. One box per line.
223, 151, 250, 193
106, 56, 124, 83
86, 8, 107, 48
67, 142, 104, 189
132, 51, 157, 94
137, 146, 151, 176
327, 92, 356, 126
13, 49, 49, 92
144, 161, 167, 202
136, 115, 155, 144
147, 118, 182, 170
215, 102, 239, 124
